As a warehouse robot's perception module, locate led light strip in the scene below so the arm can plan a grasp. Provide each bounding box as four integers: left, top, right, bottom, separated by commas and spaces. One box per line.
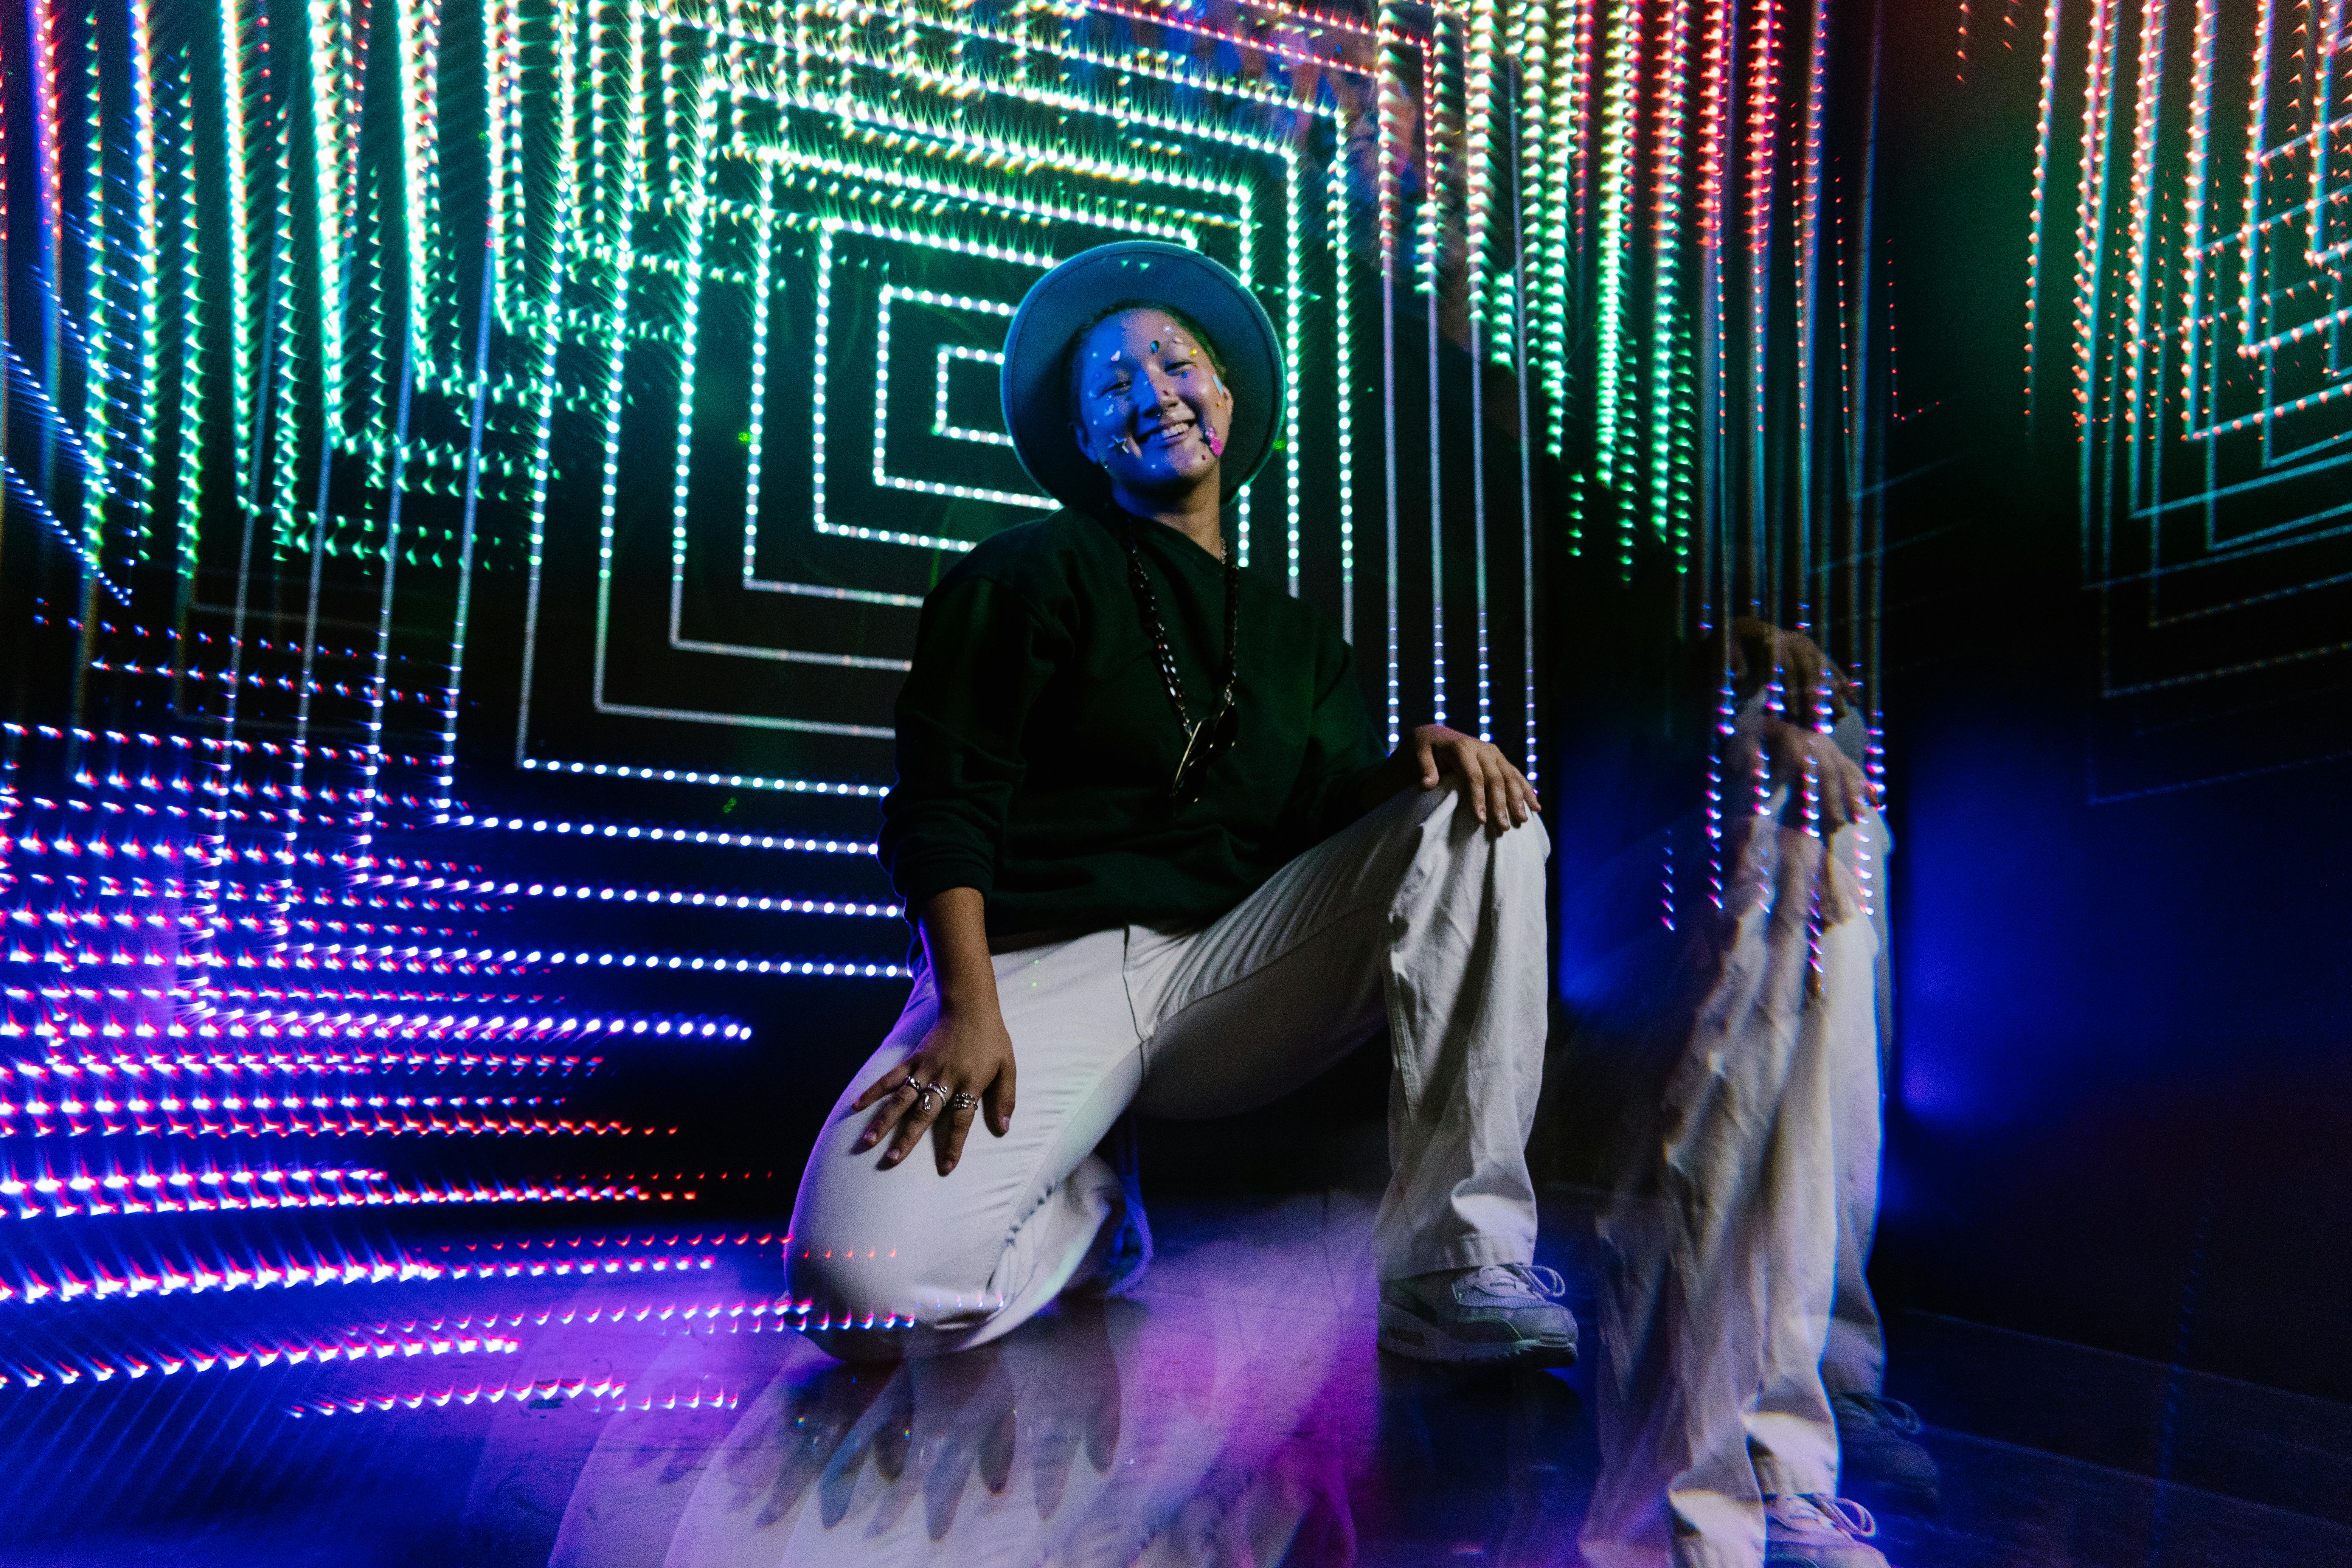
2, 719, 435, 769
169, 52, 205, 581
808, 220, 1051, 552
29, 869, 486, 905
5, 834, 284, 867
0, 1166, 667, 1222
0, 463, 129, 603
9, 943, 906, 980
515, 756, 880, 796
0, 1246, 733, 1309
1747, 0, 1785, 614
127, 0, 161, 553
79, 657, 446, 711
1695, 0, 1737, 592
448, 812, 877, 854
15, 1007, 731, 1043
865, 287, 1052, 512
1590, 0, 1643, 502
1425, 5, 1454, 730
79, 0, 111, 567
217, 0, 255, 513
288, 1377, 750, 1419
2117, 0, 2169, 519
934, 345, 1014, 446
459, 881, 900, 918
1793, 0, 1831, 621
2068, 0, 2119, 480
3, 1247, 449, 1306
1, 1321, 523, 1392
1650, 0, 1693, 564
16, 1051, 598, 1078
0, 1107, 655, 1141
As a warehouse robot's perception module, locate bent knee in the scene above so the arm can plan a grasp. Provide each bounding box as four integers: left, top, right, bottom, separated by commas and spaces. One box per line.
1497, 806, 1551, 859
779, 1244, 919, 1363
1412, 782, 1552, 866
782, 1237, 916, 1323
782, 1235, 1003, 1341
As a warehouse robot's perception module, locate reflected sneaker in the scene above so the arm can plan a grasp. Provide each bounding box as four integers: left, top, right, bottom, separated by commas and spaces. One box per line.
1377, 1263, 1578, 1367
1831, 1392, 1941, 1512
1763, 1493, 1889, 1568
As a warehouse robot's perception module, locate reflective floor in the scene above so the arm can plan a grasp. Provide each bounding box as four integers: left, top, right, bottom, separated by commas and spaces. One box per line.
5, 1191, 2347, 1568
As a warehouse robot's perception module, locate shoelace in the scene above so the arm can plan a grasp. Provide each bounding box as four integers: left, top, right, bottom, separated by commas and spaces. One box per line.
1803, 1495, 1879, 1540
1464, 1263, 1570, 1303
1837, 1392, 1924, 1435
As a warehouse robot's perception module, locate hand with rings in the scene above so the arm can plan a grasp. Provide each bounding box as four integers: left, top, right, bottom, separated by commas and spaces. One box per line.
848, 995, 1018, 1175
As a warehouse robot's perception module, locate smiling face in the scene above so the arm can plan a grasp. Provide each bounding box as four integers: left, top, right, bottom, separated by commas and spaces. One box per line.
1069, 308, 1235, 508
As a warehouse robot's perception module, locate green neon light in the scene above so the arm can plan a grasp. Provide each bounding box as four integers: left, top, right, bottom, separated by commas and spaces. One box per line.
1592, 0, 1644, 502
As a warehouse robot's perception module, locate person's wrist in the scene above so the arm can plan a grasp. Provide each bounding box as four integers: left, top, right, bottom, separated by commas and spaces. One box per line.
935, 978, 1000, 1016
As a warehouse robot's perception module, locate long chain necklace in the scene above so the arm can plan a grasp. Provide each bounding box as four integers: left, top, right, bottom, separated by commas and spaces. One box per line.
1117, 517, 1241, 803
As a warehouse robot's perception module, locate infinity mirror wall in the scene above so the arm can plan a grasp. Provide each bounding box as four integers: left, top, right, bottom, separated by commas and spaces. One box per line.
0, 0, 1888, 1526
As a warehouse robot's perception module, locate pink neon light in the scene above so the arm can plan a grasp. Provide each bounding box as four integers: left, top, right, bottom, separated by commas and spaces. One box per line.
3, 1244, 444, 1305
2, 719, 438, 771
0, 1156, 666, 1220
0, 1321, 525, 1393
20, 1049, 600, 1077
288, 1374, 634, 1418
81, 656, 444, 712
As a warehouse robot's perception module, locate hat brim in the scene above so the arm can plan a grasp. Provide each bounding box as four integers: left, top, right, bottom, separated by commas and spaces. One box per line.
1000, 242, 1283, 516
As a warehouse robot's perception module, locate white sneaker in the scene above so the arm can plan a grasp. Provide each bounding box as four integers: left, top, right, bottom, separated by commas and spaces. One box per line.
1762, 1493, 1890, 1568
1376, 1263, 1578, 1367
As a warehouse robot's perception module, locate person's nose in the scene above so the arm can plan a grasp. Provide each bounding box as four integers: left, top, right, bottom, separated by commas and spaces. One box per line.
1135, 366, 1183, 415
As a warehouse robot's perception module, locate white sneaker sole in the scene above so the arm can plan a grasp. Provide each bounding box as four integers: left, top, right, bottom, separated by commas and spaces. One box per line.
1375, 1299, 1579, 1368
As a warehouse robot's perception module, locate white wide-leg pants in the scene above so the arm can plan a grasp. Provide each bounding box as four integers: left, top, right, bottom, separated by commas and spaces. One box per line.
785, 782, 1551, 1360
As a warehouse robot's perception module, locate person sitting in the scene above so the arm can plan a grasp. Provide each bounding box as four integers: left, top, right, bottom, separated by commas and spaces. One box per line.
782, 241, 1571, 1369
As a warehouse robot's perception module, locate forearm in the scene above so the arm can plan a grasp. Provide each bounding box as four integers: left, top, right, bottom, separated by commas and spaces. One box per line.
857, 885, 1020, 1169
916, 887, 1000, 1013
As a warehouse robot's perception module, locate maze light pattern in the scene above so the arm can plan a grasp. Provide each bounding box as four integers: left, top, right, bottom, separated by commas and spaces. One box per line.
518, 0, 1359, 776
8, 0, 1878, 794
2026, 0, 2352, 796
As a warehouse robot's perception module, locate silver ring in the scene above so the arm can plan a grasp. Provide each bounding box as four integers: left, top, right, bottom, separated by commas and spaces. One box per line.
916, 1081, 944, 1111
949, 1091, 979, 1112
900, 1074, 922, 1097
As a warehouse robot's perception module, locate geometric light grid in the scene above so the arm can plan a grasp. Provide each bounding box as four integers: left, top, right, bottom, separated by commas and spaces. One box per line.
2026, 0, 2352, 796
510, 0, 1368, 789
931, 336, 1017, 449
1, 0, 1903, 941
4, 0, 1897, 814
2, 0, 1899, 1476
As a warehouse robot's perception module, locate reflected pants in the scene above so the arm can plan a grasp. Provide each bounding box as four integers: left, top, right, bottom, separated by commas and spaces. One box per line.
784, 782, 1551, 1360
1576, 801, 1887, 1568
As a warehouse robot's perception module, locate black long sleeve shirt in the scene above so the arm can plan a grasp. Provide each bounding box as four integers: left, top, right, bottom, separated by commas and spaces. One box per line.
878, 509, 1386, 942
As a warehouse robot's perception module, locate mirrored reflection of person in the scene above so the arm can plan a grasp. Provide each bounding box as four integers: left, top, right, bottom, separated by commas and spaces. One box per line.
602, 1233, 1375, 1566
1550, 572, 1931, 1568
782, 242, 1574, 1372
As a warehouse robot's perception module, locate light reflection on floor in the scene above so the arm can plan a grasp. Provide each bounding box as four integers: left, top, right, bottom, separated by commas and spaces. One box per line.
555, 1191, 1591, 1568
5, 1192, 2347, 1567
